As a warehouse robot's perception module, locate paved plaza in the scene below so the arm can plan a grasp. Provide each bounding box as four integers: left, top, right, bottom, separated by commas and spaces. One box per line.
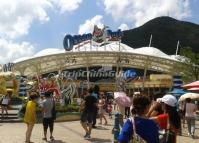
0, 117, 199, 143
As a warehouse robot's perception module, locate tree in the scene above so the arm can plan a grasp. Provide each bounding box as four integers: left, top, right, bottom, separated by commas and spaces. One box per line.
179, 47, 199, 81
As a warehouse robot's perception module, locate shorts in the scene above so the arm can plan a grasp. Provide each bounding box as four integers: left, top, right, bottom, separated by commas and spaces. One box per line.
80, 111, 94, 124
43, 118, 54, 132
1, 104, 8, 107
99, 108, 105, 114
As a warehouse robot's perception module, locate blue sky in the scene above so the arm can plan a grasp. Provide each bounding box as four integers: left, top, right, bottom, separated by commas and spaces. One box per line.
0, 0, 199, 64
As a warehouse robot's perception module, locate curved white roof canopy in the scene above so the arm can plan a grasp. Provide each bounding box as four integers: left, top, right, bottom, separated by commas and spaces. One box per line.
34, 48, 65, 58
12, 42, 181, 76
133, 47, 173, 60
13, 42, 176, 63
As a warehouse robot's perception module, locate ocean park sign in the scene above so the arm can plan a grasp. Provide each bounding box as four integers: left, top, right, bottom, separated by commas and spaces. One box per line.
63, 25, 123, 51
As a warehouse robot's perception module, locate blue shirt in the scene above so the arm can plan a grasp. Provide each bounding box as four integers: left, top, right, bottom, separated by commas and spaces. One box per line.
118, 117, 160, 143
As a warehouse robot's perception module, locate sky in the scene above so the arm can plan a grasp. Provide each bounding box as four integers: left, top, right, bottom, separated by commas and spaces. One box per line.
0, 0, 199, 64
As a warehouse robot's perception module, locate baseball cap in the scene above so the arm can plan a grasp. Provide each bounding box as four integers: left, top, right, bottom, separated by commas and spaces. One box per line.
161, 94, 177, 107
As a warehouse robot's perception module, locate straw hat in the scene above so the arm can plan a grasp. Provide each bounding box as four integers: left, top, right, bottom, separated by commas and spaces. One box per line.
6, 88, 13, 93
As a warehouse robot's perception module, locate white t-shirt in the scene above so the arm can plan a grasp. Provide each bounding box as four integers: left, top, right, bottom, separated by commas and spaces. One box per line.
185, 103, 196, 117
2, 97, 9, 105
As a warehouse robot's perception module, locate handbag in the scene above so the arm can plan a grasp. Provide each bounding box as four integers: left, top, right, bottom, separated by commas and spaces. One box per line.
130, 117, 146, 143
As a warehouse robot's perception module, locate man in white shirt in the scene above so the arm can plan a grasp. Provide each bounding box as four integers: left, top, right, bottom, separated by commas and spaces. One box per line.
185, 98, 196, 138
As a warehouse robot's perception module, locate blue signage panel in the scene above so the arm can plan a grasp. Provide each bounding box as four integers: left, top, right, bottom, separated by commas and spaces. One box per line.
63, 34, 92, 51
123, 69, 137, 80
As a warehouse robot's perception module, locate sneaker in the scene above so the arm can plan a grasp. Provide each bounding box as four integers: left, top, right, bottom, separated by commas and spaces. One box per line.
191, 134, 194, 139
84, 133, 89, 138
92, 125, 97, 128
84, 134, 91, 139
50, 136, 54, 141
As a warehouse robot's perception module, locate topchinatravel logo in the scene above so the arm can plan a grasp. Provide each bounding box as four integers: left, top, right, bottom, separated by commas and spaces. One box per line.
63, 25, 123, 51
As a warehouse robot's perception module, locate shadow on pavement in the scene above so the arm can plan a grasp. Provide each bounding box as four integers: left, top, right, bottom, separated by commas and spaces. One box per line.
94, 126, 109, 130
193, 135, 199, 139
104, 124, 113, 126
88, 138, 112, 143
48, 140, 66, 143
179, 133, 199, 140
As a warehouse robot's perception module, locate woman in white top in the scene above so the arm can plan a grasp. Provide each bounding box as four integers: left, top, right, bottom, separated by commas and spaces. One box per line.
185, 98, 196, 138
1, 91, 11, 118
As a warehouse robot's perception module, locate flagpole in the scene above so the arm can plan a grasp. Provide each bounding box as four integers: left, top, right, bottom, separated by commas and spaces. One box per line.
149, 34, 152, 47
175, 41, 180, 55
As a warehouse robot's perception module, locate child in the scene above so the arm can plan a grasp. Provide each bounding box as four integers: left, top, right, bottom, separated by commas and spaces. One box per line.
107, 100, 113, 119
98, 98, 108, 125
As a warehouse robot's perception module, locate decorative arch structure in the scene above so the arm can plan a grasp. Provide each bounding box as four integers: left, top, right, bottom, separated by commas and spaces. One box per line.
12, 42, 181, 77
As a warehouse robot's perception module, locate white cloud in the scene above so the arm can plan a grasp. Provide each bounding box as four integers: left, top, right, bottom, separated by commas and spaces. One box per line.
118, 23, 129, 31
78, 15, 104, 34
0, 0, 83, 39
0, 0, 52, 39
0, 0, 83, 64
50, 0, 83, 13
102, 0, 191, 27
0, 38, 35, 64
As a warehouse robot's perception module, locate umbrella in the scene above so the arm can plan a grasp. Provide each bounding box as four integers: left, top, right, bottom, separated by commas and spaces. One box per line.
182, 81, 199, 89
114, 92, 132, 107
178, 93, 199, 101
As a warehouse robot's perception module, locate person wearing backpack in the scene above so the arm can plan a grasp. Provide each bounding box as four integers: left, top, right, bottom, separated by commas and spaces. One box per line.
118, 94, 159, 143
41, 92, 55, 141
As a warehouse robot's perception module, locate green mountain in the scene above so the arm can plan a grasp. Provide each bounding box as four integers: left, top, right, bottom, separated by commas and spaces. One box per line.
122, 16, 199, 55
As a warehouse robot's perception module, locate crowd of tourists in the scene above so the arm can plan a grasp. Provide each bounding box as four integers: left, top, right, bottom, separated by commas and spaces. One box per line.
117, 94, 197, 143
78, 84, 198, 143
1, 85, 198, 143
78, 86, 198, 143
22, 85, 113, 142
